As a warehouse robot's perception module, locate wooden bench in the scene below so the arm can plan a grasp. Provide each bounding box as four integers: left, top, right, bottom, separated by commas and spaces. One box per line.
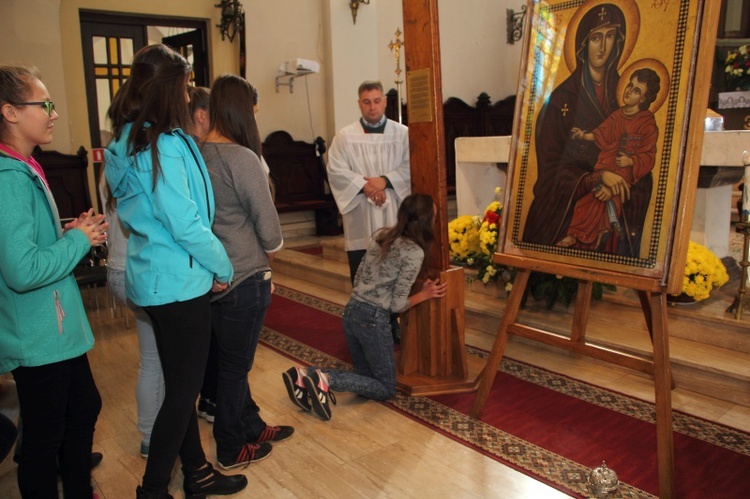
33, 145, 93, 219
33, 146, 109, 307
262, 131, 342, 236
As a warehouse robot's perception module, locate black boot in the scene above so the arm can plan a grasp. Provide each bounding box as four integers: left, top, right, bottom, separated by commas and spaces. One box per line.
135, 485, 173, 499
183, 462, 248, 498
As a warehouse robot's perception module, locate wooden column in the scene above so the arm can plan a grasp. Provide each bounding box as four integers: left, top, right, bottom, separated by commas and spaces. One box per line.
396, 0, 481, 395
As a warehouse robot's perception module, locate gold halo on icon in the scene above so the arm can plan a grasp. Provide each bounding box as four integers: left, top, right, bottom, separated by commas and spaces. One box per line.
616, 59, 670, 113
564, 0, 641, 73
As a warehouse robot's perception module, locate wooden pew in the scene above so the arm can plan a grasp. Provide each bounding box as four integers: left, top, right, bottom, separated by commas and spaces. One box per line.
262, 131, 342, 236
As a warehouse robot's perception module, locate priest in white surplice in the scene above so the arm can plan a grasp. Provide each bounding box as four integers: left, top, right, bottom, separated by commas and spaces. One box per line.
327, 81, 411, 283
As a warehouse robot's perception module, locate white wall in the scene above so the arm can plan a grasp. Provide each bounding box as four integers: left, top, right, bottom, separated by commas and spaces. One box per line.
438, 1, 523, 105
0, 0, 524, 153
374, 0, 522, 107
243, 0, 329, 143
0, 0, 72, 152
243, 0, 522, 144
326, 0, 380, 133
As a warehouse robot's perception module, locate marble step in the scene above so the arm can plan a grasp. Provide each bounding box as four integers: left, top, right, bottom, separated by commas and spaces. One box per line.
463, 287, 750, 407
320, 238, 349, 264
272, 247, 352, 295
272, 238, 750, 407
306, 236, 750, 354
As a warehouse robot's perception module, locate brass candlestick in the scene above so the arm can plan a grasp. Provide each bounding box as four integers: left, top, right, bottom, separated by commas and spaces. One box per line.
728, 161, 750, 319
728, 213, 750, 319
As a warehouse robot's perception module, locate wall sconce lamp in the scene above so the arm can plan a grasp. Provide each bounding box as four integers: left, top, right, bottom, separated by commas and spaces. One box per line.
215, 0, 245, 42
349, 0, 370, 25
506, 5, 527, 45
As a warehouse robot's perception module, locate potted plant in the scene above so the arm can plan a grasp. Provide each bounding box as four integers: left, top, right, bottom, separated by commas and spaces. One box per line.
670, 241, 729, 303
724, 45, 750, 92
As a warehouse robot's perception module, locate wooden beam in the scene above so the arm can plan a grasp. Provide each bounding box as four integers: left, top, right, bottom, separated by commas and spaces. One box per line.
396, 0, 476, 396
402, 0, 448, 270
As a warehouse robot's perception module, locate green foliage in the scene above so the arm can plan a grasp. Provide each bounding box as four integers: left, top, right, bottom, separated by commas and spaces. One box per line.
524, 272, 615, 310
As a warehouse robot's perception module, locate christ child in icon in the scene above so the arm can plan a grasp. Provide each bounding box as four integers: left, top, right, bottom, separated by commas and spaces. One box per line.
558, 67, 661, 256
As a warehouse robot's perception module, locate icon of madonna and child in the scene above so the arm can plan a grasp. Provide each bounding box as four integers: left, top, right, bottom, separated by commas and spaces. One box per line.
521, 2, 672, 261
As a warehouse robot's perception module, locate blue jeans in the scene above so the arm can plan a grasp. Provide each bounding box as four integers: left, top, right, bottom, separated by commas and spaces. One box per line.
13, 354, 101, 498
320, 299, 397, 401
108, 268, 164, 445
211, 272, 272, 462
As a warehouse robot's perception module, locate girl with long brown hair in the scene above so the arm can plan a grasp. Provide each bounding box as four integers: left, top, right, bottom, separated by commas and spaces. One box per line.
104, 44, 245, 499
199, 74, 290, 469
283, 193, 446, 420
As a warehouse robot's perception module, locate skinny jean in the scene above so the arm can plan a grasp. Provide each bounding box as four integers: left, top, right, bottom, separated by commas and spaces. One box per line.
12, 354, 101, 498
108, 268, 164, 445
211, 272, 271, 463
141, 293, 211, 493
319, 299, 397, 401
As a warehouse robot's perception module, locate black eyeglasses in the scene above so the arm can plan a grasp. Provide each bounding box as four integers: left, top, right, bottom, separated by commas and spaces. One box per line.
14, 101, 56, 117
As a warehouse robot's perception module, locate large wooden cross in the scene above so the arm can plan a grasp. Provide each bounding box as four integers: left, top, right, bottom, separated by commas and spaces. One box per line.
396, 0, 482, 395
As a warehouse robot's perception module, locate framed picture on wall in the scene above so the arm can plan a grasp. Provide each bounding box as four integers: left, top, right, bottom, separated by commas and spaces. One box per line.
501, 0, 719, 285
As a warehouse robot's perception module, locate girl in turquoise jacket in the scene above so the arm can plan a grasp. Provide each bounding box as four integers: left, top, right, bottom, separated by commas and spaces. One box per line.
0, 65, 107, 498
104, 44, 245, 499
105, 122, 233, 306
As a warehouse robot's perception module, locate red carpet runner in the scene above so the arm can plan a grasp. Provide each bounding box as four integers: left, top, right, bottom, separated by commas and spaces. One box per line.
262, 286, 750, 498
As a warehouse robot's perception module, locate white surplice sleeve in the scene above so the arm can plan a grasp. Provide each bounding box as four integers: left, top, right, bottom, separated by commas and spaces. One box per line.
382, 121, 411, 204
327, 124, 367, 215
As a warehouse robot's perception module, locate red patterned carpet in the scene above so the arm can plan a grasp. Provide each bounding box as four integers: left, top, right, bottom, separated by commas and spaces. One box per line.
262, 286, 750, 498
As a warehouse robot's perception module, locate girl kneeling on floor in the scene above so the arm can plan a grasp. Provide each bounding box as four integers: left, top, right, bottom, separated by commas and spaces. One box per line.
283, 193, 447, 420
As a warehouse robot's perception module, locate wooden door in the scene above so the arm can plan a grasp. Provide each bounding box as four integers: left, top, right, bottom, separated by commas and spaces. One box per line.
80, 21, 146, 149
163, 30, 209, 87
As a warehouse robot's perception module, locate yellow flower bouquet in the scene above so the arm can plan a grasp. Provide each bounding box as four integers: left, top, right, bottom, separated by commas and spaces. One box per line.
447, 189, 509, 285
678, 241, 729, 301
447, 189, 613, 306
447, 215, 481, 261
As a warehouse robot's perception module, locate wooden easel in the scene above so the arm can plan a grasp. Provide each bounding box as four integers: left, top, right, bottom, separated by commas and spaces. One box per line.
465, 2, 721, 496
470, 259, 675, 497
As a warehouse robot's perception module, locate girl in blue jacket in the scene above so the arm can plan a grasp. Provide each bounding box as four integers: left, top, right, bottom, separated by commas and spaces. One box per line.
104, 45, 245, 499
0, 66, 107, 498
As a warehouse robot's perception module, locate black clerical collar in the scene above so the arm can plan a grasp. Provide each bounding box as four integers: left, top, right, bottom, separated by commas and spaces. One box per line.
360, 116, 387, 133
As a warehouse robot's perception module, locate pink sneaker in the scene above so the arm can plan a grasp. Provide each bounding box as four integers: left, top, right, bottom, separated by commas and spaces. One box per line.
302, 369, 336, 421
282, 366, 311, 412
